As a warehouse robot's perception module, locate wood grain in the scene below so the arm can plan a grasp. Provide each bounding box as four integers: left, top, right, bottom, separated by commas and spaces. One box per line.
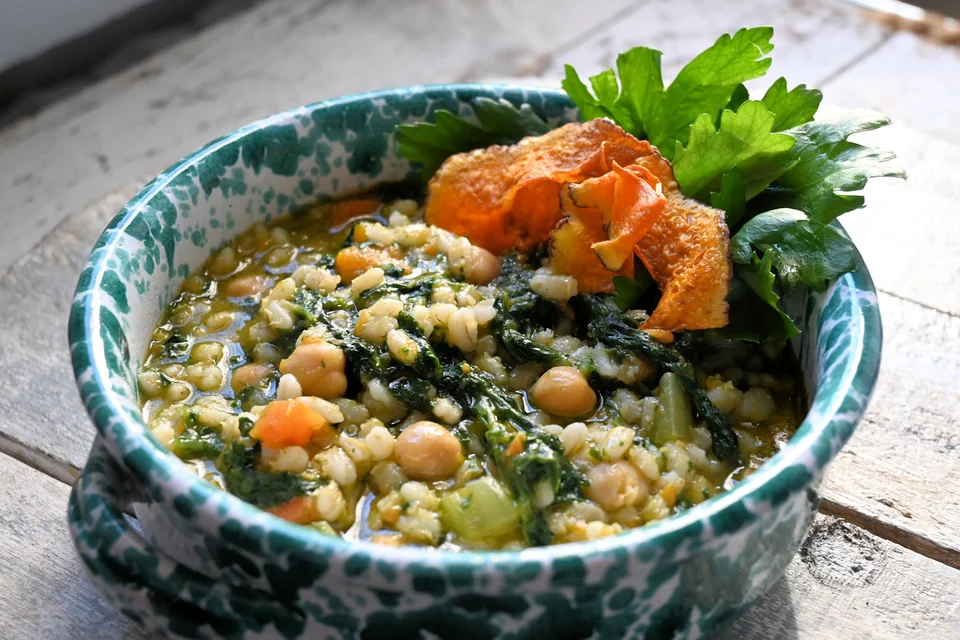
0, 451, 152, 639
839, 122, 960, 316
0, 0, 638, 275
822, 30, 960, 147
720, 514, 960, 640
818, 292, 960, 567
542, 0, 889, 90
0, 186, 142, 479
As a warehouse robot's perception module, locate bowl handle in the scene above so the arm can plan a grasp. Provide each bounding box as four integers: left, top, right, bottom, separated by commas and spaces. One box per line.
68, 437, 261, 637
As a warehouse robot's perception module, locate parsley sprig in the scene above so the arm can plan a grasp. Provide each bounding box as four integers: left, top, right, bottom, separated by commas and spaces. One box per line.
395, 26, 904, 342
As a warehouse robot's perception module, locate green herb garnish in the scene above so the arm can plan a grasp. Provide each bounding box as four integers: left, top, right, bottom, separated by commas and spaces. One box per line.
396, 25, 903, 344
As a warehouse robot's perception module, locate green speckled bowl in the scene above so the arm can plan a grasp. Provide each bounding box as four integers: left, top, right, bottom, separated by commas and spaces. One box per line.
67, 85, 882, 639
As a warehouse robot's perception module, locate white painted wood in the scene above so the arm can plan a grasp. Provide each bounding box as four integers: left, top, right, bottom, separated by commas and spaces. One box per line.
822, 30, 960, 146
819, 292, 960, 567
841, 123, 960, 315
0, 452, 152, 639
0, 0, 152, 71
542, 0, 889, 93
720, 515, 960, 639
0, 185, 143, 477
0, 0, 637, 276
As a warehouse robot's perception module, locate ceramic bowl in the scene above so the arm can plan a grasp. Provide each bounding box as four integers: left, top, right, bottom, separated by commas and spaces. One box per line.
68, 85, 882, 639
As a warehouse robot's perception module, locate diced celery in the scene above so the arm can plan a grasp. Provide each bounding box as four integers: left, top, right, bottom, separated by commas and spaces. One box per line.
652, 372, 693, 444
440, 477, 521, 540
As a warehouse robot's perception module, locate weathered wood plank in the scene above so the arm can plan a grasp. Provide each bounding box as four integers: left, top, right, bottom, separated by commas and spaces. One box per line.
720, 514, 960, 640
0, 0, 639, 275
0, 186, 142, 480
822, 29, 960, 147
0, 451, 152, 639
839, 123, 960, 316
542, 0, 890, 92
818, 292, 960, 568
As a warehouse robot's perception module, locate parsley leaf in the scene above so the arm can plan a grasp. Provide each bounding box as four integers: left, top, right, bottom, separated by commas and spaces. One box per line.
673, 101, 797, 202
645, 27, 775, 154
562, 64, 618, 123
720, 84, 750, 126
760, 110, 905, 224
720, 254, 799, 343
396, 97, 549, 180
761, 77, 822, 131
710, 167, 747, 226
611, 269, 654, 311
768, 221, 858, 292
563, 27, 774, 157
730, 208, 807, 262
737, 252, 800, 339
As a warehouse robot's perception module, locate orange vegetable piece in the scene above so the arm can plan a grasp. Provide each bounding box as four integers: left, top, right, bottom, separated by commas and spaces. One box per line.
633, 153, 731, 331
425, 119, 655, 254
568, 163, 666, 271
250, 399, 332, 449
325, 198, 382, 229
505, 433, 526, 457
334, 245, 404, 283
549, 190, 635, 294
268, 496, 316, 524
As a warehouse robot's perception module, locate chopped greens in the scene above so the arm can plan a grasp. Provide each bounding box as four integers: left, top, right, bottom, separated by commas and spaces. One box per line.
573, 295, 740, 461
220, 441, 323, 509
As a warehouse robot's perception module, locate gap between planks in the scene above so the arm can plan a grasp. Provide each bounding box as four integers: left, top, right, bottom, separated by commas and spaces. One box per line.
820, 498, 959, 570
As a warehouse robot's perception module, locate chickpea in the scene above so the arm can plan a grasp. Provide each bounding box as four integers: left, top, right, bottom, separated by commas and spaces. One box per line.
279, 342, 348, 398
467, 246, 501, 285
394, 421, 463, 480
531, 366, 597, 418
230, 363, 273, 393
585, 461, 649, 512
223, 274, 269, 298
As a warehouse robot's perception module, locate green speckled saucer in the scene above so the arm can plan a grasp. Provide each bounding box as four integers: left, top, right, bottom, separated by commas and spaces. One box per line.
67, 85, 882, 639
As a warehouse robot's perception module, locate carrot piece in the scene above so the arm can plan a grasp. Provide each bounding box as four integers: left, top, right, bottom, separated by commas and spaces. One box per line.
505, 433, 526, 457
268, 496, 316, 524
326, 198, 382, 229
334, 245, 404, 283
250, 399, 330, 449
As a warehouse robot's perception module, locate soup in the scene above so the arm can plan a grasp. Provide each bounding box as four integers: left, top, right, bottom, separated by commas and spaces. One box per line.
138, 194, 801, 550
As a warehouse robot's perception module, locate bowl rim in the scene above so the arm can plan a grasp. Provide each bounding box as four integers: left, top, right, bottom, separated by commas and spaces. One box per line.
70, 83, 883, 573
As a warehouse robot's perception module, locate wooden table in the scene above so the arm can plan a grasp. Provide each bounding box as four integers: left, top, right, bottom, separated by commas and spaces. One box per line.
1, 1, 957, 637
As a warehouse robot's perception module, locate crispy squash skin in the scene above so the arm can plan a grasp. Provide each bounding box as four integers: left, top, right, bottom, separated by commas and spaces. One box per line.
633, 153, 731, 331
425, 119, 655, 254
569, 163, 666, 272
425, 119, 731, 331
550, 189, 635, 294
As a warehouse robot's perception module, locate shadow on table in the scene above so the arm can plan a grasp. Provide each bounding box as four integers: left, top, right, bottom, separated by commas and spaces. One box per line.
714, 574, 799, 640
